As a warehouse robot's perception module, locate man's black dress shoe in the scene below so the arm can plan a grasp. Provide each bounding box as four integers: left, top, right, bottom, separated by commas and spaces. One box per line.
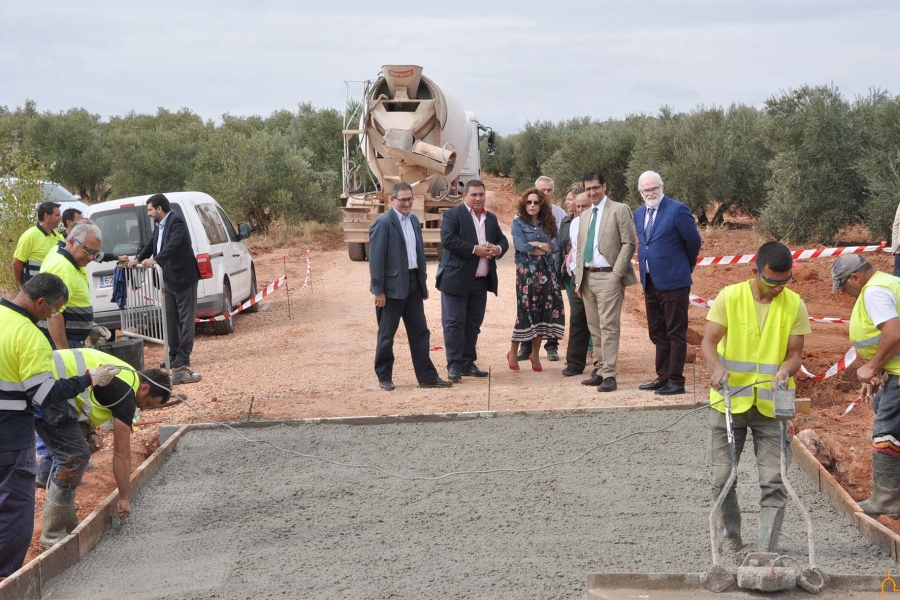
419, 378, 453, 389
598, 377, 617, 392
516, 347, 531, 361
561, 366, 584, 377
656, 382, 686, 395
460, 365, 488, 377
448, 367, 462, 382
379, 381, 395, 391
581, 374, 604, 386
638, 378, 667, 391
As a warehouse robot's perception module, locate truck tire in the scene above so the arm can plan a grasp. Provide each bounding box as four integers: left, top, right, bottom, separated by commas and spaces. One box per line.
348, 243, 367, 261
244, 266, 260, 314
212, 282, 235, 335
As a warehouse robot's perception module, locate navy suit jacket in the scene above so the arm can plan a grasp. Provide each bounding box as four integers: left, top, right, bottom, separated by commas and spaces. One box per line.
368, 209, 428, 300
435, 203, 509, 296
634, 196, 702, 291
137, 211, 201, 292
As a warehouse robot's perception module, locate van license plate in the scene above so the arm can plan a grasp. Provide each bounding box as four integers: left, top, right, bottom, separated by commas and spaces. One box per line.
99, 275, 114, 288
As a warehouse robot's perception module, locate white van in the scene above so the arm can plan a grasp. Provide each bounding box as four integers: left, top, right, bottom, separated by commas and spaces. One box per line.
85, 192, 258, 335
0, 177, 89, 216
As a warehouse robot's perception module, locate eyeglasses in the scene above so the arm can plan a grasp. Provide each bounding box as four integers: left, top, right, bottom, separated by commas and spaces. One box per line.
757, 267, 793, 287
73, 238, 101, 256
585, 185, 603, 192
525, 200, 542, 206
640, 185, 661, 195
49, 303, 66, 318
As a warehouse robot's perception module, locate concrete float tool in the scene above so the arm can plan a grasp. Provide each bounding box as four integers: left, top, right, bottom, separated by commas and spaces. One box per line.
702, 381, 828, 594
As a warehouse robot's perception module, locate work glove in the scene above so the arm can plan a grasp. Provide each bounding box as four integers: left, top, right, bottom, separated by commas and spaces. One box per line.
88, 364, 121, 387
89, 325, 112, 346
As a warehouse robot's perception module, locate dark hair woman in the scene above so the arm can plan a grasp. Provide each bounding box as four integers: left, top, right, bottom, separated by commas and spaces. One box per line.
507, 188, 565, 371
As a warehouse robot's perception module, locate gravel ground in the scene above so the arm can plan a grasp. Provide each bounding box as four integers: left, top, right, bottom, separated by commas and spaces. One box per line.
43, 409, 892, 600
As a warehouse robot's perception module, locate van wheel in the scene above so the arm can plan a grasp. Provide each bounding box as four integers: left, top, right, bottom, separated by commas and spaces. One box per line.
245, 267, 260, 314
212, 283, 235, 335
348, 243, 366, 261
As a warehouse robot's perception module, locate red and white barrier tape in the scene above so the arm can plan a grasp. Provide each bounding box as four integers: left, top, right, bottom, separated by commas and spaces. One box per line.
196, 275, 287, 322
695, 242, 887, 267
800, 346, 858, 381
689, 294, 850, 323
295, 251, 312, 295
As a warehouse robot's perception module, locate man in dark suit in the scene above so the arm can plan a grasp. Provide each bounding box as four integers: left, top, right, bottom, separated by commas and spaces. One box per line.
130, 194, 202, 384
369, 183, 452, 391
436, 179, 509, 382
634, 171, 702, 395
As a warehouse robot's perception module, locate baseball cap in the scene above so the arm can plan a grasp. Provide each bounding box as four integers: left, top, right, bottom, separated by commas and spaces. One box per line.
831, 254, 870, 293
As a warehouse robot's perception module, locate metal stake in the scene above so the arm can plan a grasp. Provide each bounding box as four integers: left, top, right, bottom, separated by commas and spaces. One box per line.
246, 395, 255, 422
283, 255, 292, 319
487, 366, 491, 411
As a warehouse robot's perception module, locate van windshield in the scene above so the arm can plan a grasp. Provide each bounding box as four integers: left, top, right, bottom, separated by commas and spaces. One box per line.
92, 206, 150, 257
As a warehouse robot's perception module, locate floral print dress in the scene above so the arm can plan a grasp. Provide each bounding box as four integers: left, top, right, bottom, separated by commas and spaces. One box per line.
511, 218, 566, 342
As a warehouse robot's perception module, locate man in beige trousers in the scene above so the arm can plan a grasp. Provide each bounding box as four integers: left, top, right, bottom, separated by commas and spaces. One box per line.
574, 171, 638, 392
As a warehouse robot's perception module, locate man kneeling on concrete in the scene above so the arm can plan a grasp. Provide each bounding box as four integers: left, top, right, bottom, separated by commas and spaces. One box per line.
700, 241, 810, 554
37, 348, 171, 547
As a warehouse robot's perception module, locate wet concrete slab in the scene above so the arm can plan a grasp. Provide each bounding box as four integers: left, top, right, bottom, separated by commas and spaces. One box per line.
41, 409, 894, 599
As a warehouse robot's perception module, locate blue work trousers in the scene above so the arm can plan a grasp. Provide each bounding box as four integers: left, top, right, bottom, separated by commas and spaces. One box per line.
872, 374, 900, 452
441, 279, 488, 370
0, 447, 36, 576
34, 417, 90, 490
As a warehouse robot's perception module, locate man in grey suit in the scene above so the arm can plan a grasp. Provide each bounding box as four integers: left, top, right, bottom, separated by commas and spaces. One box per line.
574, 171, 638, 392
369, 183, 452, 391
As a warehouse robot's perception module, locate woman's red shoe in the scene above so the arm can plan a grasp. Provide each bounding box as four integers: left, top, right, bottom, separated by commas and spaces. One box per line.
507, 352, 520, 371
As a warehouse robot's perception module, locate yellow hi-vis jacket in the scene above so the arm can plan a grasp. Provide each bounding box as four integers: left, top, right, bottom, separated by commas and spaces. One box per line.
14, 224, 65, 284
710, 280, 800, 417
50, 349, 138, 427
39, 247, 94, 342
850, 271, 900, 377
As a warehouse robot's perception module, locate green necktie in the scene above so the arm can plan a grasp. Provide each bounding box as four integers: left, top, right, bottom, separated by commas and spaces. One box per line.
584, 206, 598, 263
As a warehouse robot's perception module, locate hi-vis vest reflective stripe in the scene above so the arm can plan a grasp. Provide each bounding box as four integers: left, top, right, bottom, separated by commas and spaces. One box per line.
38, 248, 93, 340
50, 349, 138, 426
0, 302, 56, 412
15, 226, 65, 283
710, 281, 801, 417
850, 271, 900, 376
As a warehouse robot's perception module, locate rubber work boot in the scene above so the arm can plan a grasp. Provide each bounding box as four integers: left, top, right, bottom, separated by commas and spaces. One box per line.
757, 506, 785, 553
859, 452, 900, 517
716, 494, 743, 552
40, 482, 80, 548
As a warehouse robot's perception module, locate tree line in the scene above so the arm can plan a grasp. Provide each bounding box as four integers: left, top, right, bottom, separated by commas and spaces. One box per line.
0, 101, 346, 233
481, 85, 900, 244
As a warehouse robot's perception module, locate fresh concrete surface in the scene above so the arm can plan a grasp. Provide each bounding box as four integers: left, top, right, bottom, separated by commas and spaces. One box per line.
43, 410, 893, 599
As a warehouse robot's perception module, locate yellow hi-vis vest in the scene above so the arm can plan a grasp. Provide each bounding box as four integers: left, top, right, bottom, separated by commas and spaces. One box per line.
710, 280, 800, 417
850, 271, 900, 376
50, 348, 139, 427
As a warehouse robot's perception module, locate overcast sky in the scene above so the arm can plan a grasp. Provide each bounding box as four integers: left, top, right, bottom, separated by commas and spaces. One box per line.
2, 1, 899, 135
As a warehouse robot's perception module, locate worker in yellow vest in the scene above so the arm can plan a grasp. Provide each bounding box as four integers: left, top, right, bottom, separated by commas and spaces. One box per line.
38, 348, 171, 547
832, 254, 900, 516
12, 201, 64, 288
700, 241, 810, 555
38, 222, 102, 350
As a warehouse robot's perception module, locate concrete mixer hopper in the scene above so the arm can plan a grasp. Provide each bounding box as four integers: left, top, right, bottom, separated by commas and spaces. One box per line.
341, 65, 493, 261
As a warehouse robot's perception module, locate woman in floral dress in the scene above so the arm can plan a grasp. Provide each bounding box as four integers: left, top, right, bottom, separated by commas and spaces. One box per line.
507, 188, 566, 371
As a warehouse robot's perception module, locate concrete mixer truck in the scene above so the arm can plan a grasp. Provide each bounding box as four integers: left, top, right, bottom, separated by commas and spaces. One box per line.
340, 65, 494, 261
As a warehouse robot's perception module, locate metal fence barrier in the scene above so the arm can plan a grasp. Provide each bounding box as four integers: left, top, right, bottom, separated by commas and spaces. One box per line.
119, 265, 171, 374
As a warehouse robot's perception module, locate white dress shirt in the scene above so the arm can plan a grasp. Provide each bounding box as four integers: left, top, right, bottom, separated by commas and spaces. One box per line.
155, 213, 170, 254
469, 207, 489, 277
392, 207, 418, 270
584, 197, 612, 268
568, 215, 580, 273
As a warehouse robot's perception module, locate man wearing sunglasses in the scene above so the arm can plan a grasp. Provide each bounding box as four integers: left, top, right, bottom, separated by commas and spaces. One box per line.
37, 222, 103, 351
831, 254, 900, 517
700, 241, 810, 554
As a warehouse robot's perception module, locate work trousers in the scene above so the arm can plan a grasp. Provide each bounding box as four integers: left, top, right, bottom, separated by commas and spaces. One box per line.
0, 447, 36, 577
166, 282, 198, 367
709, 405, 790, 533
564, 275, 592, 371
441, 278, 488, 370
872, 374, 900, 454
644, 275, 690, 386
35, 417, 91, 490
893, 254, 900, 278
581, 271, 625, 379
374, 273, 439, 384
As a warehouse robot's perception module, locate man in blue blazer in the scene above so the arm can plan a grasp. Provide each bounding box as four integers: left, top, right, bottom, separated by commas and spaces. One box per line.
436, 180, 509, 382
634, 171, 702, 395
369, 183, 452, 391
